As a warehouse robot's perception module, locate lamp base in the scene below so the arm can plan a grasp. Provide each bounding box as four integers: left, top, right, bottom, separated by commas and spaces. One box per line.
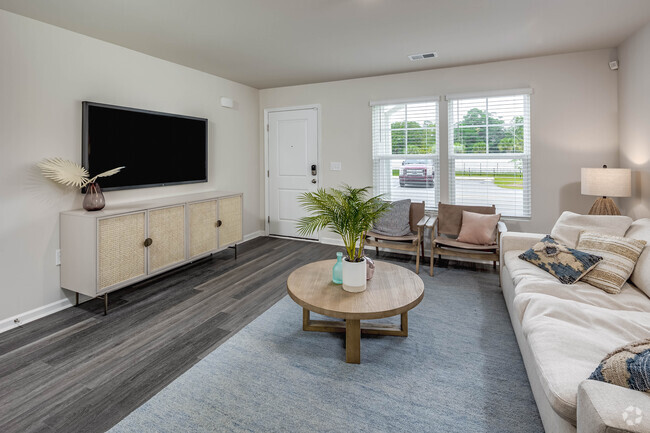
588, 197, 621, 215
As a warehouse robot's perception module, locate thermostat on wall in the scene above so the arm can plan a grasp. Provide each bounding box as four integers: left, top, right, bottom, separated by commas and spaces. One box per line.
220, 97, 234, 108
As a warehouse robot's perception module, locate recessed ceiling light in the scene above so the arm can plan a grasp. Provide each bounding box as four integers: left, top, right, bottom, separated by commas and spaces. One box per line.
408, 52, 438, 61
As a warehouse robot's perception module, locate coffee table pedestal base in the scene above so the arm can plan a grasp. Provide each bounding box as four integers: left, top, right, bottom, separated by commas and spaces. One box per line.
302, 308, 409, 364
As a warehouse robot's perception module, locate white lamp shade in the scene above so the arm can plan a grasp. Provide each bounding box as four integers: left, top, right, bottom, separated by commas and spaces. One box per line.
581, 167, 631, 197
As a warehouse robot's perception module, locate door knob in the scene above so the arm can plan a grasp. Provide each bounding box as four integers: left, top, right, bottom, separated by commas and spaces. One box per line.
311, 179, 317, 184
215, 220, 223, 227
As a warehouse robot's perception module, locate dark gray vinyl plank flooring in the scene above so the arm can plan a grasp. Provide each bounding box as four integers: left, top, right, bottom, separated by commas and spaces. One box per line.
0, 237, 493, 433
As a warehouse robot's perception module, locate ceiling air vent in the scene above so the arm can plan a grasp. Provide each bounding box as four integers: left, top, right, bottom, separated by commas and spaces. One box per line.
408, 52, 437, 61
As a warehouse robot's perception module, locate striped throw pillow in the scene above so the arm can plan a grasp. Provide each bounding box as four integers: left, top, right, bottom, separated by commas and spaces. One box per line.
578, 231, 647, 294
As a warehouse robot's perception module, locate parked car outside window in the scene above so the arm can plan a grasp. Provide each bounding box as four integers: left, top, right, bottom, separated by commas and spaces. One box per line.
399, 160, 434, 188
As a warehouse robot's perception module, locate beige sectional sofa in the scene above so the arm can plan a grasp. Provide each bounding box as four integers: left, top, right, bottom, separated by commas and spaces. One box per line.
500, 213, 650, 432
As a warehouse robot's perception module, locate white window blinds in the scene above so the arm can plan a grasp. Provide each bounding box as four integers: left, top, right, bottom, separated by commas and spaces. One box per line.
371, 100, 439, 210
448, 92, 531, 217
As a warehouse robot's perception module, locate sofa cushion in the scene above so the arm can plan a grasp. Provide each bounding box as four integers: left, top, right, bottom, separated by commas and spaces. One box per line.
626, 218, 650, 297
577, 232, 647, 294
512, 280, 650, 324
550, 211, 633, 248
505, 250, 650, 314
372, 199, 411, 236
589, 339, 650, 392
518, 235, 602, 284
505, 250, 563, 286
519, 296, 650, 423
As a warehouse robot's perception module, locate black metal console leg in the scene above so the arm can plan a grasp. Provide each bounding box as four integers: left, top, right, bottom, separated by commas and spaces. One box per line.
75, 293, 79, 306
229, 244, 238, 259
103, 294, 108, 316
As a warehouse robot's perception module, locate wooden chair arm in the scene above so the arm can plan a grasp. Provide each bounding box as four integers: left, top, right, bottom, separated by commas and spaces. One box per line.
425, 216, 437, 229
427, 217, 438, 240
416, 215, 429, 228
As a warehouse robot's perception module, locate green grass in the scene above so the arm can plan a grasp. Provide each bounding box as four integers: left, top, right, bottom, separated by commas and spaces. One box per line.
391, 170, 523, 190
455, 171, 523, 190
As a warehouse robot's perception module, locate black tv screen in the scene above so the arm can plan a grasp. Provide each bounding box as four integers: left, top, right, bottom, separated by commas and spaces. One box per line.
82, 102, 208, 191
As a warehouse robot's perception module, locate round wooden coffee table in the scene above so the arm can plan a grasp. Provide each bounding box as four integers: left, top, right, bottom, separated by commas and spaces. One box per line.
287, 260, 424, 363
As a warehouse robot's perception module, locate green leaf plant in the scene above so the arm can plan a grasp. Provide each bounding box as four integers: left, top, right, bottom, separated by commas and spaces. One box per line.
296, 185, 391, 262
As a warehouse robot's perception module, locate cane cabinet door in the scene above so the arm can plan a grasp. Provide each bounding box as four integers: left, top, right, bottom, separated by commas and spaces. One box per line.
218, 196, 243, 248
189, 200, 218, 259
148, 205, 186, 272
97, 212, 146, 290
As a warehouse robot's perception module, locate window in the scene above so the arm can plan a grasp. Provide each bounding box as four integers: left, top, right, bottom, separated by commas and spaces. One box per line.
371, 99, 439, 210
447, 90, 531, 217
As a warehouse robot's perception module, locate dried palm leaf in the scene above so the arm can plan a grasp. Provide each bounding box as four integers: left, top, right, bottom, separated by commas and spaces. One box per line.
87, 166, 125, 185
37, 158, 89, 188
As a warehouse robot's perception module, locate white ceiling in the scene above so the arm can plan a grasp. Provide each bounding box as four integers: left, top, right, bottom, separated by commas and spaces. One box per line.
2, 0, 650, 89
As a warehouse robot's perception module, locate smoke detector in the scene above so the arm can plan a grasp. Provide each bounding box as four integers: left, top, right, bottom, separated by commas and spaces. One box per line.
408, 52, 438, 61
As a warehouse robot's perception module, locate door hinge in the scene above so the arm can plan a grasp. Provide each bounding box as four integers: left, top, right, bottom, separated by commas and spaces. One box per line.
268, 216, 270, 223
267, 170, 269, 177
266, 124, 269, 132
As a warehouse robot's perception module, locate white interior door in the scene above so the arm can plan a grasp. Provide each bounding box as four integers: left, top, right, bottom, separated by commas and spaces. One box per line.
268, 108, 318, 239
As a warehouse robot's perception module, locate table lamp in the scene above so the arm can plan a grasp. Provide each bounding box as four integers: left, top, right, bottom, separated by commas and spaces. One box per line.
581, 165, 631, 215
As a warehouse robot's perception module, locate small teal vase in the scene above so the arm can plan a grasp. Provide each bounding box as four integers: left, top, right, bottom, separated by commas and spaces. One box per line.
332, 252, 343, 284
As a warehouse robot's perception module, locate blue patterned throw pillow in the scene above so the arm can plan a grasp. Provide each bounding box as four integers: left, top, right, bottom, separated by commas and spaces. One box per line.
589, 339, 650, 392
518, 235, 602, 284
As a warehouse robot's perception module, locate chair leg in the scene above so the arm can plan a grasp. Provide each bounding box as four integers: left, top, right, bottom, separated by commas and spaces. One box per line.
430, 247, 434, 276
493, 260, 497, 269
376, 246, 379, 256
415, 244, 420, 274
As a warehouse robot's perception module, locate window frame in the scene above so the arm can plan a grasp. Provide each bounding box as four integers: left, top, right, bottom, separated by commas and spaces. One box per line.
371, 98, 441, 211
446, 90, 532, 218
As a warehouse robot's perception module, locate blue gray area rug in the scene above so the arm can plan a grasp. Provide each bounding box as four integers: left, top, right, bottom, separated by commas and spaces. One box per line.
110, 266, 543, 432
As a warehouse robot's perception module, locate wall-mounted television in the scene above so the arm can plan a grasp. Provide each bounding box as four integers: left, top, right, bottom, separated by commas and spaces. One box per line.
82, 101, 208, 191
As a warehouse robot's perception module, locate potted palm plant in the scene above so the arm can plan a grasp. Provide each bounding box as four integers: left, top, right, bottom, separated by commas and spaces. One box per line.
297, 185, 391, 292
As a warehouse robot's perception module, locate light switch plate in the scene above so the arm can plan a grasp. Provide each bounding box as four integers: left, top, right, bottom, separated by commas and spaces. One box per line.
330, 162, 342, 171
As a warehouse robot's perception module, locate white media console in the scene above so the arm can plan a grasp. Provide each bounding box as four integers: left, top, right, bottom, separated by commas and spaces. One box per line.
60, 191, 243, 314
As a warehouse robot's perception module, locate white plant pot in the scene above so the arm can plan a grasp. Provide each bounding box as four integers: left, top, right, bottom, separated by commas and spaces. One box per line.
342, 258, 367, 292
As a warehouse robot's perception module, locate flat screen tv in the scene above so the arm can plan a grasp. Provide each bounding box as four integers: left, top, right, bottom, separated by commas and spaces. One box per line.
82, 101, 208, 191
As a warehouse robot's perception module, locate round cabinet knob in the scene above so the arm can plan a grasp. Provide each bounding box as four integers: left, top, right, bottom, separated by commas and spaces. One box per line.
215, 220, 223, 227
143, 238, 153, 247
311, 179, 317, 184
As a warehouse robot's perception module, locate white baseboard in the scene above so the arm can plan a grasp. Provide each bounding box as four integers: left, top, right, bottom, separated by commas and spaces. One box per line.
0, 297, 73, 335
243, 230, 265, 242
0, 230, 265, 336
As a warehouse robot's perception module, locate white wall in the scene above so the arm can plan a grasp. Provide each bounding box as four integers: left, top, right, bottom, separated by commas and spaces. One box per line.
0, 10, 263, 323
618, 21, 650, 219
260, 49, 619, 241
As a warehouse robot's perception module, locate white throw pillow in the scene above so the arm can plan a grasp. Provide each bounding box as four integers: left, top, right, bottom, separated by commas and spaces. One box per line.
625, 218, 650, 297
550, 211, 633, 248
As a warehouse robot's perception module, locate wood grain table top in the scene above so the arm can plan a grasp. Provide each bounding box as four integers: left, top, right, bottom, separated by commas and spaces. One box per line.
287, 260, 424, 320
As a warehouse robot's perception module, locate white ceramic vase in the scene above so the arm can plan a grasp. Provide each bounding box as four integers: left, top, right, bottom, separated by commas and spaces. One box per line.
342, 257, 367, 292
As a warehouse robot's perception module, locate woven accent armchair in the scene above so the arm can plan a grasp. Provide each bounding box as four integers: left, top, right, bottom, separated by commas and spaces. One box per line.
426, 203, 507, 281
365, 202, 428, 274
